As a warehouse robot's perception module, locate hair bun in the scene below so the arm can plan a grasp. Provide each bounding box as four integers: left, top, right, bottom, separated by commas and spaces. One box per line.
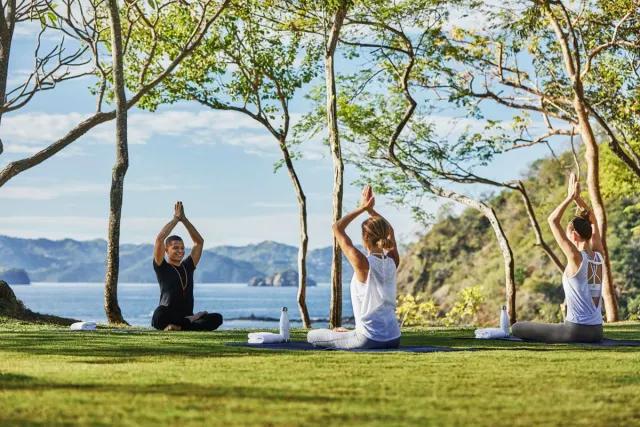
576, 207, 590, 220
376, 237, 394, 250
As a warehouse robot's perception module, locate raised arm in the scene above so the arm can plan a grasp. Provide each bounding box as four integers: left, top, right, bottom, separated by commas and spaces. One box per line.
176, 202, 204, 267
332, 192, 374, 283
548, 173, 582, 271
574, 193, 604, 254
153, 202, 181, 265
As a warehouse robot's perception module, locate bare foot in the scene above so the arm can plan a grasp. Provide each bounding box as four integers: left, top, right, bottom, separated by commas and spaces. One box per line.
164, 324, 182, 331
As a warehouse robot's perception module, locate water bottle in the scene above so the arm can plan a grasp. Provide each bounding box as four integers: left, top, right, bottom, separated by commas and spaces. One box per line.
500, 305, 510, 335
279, 307, 290, 341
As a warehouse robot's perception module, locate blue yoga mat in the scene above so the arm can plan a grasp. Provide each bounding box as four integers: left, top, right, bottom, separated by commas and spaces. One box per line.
494, 336, 640, 347
227, 341, 465, 353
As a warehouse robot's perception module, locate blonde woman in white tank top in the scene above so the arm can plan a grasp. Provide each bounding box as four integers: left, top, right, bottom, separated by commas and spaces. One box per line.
512, 173, 604, 343
307, 185, 401, 349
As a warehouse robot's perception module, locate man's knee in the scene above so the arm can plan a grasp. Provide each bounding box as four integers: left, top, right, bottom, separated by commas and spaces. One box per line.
209, 313, 223, 329
151, 306, 171, 330
191, 313, 223, 331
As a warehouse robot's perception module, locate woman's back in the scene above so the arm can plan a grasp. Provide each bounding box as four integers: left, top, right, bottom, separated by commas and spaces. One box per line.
350, 253, 401, 342
563, 251, 603, 325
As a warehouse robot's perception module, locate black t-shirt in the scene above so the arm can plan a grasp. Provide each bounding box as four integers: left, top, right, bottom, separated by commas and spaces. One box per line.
153, 256, 196, 317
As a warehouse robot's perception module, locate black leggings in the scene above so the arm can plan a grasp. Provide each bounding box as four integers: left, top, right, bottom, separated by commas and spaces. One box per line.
151, 306, 223, 331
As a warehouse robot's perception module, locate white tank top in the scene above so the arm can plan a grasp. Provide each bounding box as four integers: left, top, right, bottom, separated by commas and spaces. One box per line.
350, 253, 401, 342
562, 251, 604, 325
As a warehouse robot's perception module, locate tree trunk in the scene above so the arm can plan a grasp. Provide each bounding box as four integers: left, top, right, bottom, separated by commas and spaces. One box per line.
296, 204, 312, 329
325, 2, 348, 329
410, 172, 517, 322
542, 0, 618, 321
574, 100, 619, 321
515, 181, 565, 273
590, 109, 640, 179
104, 0, 128, 325
278, 138, 312, 328
0, 0, 15, 153
461, 197, 517, 324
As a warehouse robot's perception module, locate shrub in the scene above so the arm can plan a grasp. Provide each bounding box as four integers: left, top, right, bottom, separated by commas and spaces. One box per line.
627, 295, 640, 321
396, 294, 440, 327
444, 286, 485, 326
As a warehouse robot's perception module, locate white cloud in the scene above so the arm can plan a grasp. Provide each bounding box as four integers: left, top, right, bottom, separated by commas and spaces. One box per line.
429, 115, 488, 137
6, 68, 34, 87
2, 144, 40, 154
13, 22, 44, 40
0, 181, 200, 201
0, 110, 287, 157
1, 108, 335, 162
2, 112, 88, 149
0, 183, 104, 200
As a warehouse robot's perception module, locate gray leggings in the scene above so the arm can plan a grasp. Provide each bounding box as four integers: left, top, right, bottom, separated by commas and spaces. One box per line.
307, 329, 400, 350
511, 320, 603, 343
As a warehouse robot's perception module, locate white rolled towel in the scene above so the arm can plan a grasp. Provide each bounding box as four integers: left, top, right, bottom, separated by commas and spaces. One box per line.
70, 321, 97, 331
248, 332, 285, 344
474, 327, 509, 339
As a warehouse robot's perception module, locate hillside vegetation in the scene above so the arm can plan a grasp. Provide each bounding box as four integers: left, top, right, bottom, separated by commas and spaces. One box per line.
397, 154, 640, 323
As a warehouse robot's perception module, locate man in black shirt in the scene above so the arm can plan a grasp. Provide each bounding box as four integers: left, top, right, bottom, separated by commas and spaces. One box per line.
151, 201, 223, 331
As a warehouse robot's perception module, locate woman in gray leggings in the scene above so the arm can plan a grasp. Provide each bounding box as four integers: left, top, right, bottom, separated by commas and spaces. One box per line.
307, 186, 401, 350
512, 173, 604, 343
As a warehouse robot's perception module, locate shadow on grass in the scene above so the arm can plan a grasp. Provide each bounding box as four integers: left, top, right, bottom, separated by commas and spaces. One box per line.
0, 328, 332, 360
0, 377, 343, 404
0, 330, 255, 359
0, 419, 111, 427
0, 372, 34, 383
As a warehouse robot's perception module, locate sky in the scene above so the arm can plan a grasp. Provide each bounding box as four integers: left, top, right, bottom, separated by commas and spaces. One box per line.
0, 15, 559, 250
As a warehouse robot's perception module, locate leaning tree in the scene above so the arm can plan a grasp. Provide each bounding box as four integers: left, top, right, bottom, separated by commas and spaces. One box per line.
1, 0, 231, 324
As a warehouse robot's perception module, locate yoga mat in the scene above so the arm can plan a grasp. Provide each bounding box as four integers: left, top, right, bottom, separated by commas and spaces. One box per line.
479, 336, 640, 347
227, 342, 465, 353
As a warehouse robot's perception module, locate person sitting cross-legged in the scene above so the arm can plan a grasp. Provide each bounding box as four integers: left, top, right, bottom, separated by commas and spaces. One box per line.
151, 201, 223, 332
511, 173, 604, 343
307, 185, 401, 350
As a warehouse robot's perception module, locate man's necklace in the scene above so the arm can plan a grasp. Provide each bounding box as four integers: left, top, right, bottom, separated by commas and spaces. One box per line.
170, 264, 188, 294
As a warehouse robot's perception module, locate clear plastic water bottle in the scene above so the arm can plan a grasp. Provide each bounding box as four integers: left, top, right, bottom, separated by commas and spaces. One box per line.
500, 305, 510, 335
279, 307, 290, 341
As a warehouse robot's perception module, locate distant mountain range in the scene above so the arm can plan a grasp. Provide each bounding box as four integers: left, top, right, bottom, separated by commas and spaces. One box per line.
0, 235, 354, 284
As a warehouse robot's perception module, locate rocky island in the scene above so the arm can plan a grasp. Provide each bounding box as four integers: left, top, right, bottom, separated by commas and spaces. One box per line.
248, 270, 317, 287
0, 268, 31, 285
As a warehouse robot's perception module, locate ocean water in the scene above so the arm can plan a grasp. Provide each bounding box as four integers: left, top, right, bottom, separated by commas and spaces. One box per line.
11, 282, 354, 330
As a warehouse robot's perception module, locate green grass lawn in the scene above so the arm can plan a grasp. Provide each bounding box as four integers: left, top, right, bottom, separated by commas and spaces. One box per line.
1, 318, 639, 427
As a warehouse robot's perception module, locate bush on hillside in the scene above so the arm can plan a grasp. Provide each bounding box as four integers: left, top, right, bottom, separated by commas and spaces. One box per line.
396, 295, 439, 327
